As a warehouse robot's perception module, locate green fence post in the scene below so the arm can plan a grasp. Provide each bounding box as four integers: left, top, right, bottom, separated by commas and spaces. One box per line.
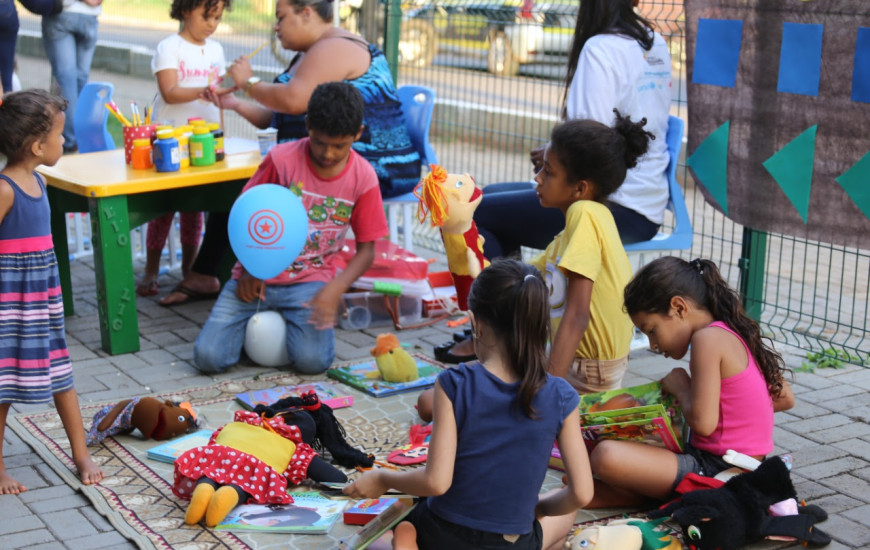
384, 0, 402, 84
738, 227, 767, 321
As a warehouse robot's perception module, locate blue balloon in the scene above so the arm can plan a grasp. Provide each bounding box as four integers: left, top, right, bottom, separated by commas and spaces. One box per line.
228, 184, 308, 280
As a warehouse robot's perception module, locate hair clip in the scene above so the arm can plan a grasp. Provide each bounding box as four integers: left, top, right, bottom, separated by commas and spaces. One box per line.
523, 274, 536, 282
690, 259, 704, 275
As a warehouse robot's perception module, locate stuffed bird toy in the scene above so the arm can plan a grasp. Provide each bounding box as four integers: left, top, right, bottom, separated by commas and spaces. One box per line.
415, 164, 489, 311
369, 333, 418, 383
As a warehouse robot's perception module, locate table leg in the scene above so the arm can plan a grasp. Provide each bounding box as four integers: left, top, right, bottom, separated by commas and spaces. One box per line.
48, 187, 74, 316
91, 195, 140, 354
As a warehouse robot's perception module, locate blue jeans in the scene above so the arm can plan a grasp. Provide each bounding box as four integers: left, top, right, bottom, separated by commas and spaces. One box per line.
474, 182, 660, 258
194, 280, 335, 375
41, 11, 99, 148
0, 1, 18, 93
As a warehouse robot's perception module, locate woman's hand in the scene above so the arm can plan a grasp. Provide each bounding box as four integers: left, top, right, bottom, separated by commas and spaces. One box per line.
225, 57, 254, 89
343, 470, 387, 499
202, 86, 241, 110
530, 143, 547, 173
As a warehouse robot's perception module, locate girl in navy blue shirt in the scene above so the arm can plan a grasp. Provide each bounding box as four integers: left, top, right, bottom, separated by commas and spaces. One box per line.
345, 259, 593, 550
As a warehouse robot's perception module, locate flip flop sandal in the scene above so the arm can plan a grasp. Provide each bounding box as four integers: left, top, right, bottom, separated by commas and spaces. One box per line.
158, 284, 220, 307
434, 341, 477, 364
136, 280, 160, 297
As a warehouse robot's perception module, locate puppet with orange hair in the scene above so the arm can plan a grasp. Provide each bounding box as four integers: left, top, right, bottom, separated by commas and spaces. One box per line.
415, 165, 489, 311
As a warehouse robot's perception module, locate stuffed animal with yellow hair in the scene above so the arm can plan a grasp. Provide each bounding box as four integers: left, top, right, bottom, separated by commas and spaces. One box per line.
369, 333, 418, 383
415, 165, 489, 310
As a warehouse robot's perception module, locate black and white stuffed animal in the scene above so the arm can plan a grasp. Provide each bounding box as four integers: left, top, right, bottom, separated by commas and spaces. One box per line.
649, 456, 831, 550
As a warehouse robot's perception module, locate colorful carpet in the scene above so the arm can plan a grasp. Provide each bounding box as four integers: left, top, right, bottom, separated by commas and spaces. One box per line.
8, 362, 448, 550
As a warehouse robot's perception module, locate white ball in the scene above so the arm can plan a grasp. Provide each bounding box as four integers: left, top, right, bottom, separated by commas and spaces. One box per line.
244, 311, 290, 367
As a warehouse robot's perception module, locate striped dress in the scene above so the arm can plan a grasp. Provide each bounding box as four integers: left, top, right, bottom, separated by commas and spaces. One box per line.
271, 41, 422, 198
0, 173, 74, 404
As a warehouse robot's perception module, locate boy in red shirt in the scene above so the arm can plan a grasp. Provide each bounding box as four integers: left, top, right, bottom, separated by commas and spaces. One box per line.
194, 82, 387, 374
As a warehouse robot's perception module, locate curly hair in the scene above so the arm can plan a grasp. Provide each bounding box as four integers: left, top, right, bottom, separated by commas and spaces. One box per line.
0, 89, 67, 165
624, 256, 789, 399
170, 0, 232, 21
305, 82, 364, 137
548, 109, 654, 201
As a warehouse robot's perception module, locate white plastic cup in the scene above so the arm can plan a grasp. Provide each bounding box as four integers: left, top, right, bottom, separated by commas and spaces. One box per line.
256, 127, 278, 156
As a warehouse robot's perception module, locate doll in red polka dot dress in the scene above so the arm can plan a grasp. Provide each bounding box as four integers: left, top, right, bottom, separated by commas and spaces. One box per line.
172, 409, 346, 526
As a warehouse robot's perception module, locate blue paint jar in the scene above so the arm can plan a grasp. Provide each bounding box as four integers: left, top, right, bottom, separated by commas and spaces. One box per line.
153, 129, 180, 172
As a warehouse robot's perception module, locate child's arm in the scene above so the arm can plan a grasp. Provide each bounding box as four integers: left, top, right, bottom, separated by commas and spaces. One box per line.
343, 380, 457, 498
773, 378, 795, 412
535, 408, 593, 517
547, 272, 593, 378
0, 180, 13, 225
664, 327, 723, 436
156, 69, 213, 105
305, 240, 376, 330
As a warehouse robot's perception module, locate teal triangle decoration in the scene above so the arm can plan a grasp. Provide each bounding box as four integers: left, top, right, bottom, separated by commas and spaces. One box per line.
836, 151, 870, 220
762, 125, 817, 223
688, 121, 730, 215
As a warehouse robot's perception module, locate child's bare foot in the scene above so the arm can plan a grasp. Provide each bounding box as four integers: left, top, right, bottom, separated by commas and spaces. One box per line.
392, 521, 418, 550
75, 455, 104, 485
136, 276, 160, 297
0, 470, 27, 494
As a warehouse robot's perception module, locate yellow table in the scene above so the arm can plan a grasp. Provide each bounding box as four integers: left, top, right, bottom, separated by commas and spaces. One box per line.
37, 144, 261, 355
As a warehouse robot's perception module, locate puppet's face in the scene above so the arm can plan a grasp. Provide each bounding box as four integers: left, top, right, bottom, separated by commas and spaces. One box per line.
440, 173, 481, 233
672, 503, 744, 550
150, 400, 197, 440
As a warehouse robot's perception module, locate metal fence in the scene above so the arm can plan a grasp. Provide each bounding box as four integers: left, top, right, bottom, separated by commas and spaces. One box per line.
19, 0, 867, 365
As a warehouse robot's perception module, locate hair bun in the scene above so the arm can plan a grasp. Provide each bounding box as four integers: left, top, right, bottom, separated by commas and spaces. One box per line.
612, 109, 654, 169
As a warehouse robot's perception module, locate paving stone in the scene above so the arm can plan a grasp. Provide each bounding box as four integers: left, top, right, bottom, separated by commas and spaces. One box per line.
80, 506, 117, 531
16, 484, 79, 504
3, 528, 55, 549
5, 466, 50, 491
26, 493, 90, 515
797, 457, 869, 481
821, 514, 870, 547
805, 421, 870, 444
0, 515, 45, 536
60, 531, 135, 549
796, 385, 867, 409
819, 473, 870, 503
779, 413, 853, 435
788, 444, 854, 467
23, 542, 66, 550
3, 497, 35, 519
42, 509, 94, 540
832, 437, 870, 459
809, 493, 865, 514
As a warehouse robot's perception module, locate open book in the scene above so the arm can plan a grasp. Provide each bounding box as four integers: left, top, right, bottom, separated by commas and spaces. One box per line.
215, 492, 345, 533
146, 429, 212, 464
235, 381, 354, 411
577, 381, 685, 453
327, 355, 444, 397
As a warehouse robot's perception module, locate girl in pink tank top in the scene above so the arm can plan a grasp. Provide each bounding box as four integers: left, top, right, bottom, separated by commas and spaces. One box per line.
583, 256, 795, 509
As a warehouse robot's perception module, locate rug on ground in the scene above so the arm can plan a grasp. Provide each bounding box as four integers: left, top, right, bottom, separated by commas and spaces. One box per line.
8, 357, 647, 550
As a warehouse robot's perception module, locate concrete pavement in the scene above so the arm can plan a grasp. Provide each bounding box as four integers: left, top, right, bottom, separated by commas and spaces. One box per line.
2, 54, 869, 549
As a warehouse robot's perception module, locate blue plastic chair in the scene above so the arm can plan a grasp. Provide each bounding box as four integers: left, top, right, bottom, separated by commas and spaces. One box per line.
74, 82, 116, 154
383, 85, 439, 252
623, 115, 692, 254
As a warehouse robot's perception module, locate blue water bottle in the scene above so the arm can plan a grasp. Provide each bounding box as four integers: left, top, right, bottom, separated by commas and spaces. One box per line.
153, 128, 180, 172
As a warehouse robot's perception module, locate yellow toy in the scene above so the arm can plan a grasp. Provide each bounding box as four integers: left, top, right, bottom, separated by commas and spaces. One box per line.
415, 164, 489, 310
568, 517, 680, 550
369, 333, 419, 383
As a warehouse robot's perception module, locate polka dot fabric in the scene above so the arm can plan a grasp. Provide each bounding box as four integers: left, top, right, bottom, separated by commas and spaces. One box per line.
171, 410, 316, 505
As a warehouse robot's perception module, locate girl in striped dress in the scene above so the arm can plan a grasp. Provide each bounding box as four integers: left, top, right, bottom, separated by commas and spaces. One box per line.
0, 89, 103, 493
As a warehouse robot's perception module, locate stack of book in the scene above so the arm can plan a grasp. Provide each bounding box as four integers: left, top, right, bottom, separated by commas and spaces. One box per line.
579, 381, 685, 452
551, 381, 685, 470
327, 356, 444, 398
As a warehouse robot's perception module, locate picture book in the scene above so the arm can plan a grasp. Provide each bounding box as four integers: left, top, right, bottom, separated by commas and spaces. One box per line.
339, 497, 417, 550
146, 429, 212, 463
235, 381, 354, 411
327, 356, 444, 397
343, 498, 399, 526
577, 381, 685, 453
215, 492, 345, 533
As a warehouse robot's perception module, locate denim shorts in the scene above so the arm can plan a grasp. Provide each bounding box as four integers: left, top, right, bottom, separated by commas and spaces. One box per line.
407, 498, 543, 550
673, 442, 734, 491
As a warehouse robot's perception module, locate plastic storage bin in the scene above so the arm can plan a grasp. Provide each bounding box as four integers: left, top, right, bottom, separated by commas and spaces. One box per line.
339, 291, 422, 330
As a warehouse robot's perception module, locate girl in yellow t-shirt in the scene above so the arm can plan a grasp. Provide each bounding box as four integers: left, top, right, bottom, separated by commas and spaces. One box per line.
532, 111, 653, 392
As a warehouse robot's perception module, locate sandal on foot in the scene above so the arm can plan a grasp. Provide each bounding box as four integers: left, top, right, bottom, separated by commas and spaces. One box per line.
136, 280, 160, 297
434, 341, 476, 364
158, 284, 220, 307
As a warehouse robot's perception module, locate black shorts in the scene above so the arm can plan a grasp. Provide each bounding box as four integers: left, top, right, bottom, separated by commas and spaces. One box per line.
407, 498, 543, 550
673, 442, 734, 491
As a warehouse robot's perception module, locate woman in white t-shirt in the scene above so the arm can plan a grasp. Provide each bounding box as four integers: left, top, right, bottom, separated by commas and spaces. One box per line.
440, 0, 672, 363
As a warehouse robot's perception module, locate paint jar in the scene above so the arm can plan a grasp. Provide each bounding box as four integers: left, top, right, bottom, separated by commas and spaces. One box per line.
153, 129, 180, 172
190, 125, 215, 166
130, 138, 153, 170
209, 122, 224, 161
174, 127, 190, 169
121, 124, 156, 164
